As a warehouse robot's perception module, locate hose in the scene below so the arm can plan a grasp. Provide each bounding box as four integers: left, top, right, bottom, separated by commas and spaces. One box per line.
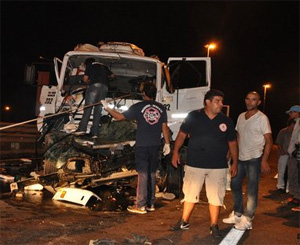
0, 93, 133, 131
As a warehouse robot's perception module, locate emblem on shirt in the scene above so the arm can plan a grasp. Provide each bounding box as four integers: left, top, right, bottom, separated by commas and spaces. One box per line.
219, 123, 227, 132
143, 106, 161, 125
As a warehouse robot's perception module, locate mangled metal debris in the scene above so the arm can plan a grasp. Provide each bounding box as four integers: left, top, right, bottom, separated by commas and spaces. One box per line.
24, 183, 44, 191
8, 115, 184, 210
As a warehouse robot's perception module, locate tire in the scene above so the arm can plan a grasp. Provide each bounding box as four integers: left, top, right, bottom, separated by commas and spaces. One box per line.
163, 142, 186, 198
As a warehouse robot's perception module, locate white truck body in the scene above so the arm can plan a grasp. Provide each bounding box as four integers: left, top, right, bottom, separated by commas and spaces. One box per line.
37, 42, 211, 140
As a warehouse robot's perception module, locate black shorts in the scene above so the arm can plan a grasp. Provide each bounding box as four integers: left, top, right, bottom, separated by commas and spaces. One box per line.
135, 146, 160, 173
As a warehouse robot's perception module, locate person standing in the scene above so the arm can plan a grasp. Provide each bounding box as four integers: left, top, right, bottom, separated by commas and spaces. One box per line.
101, 82, 170, 214
75, 58, 115, 138
275, 118, 295, 193
170, 89, 238, 237
223, 91, 273, 230
286, 105, 300, 206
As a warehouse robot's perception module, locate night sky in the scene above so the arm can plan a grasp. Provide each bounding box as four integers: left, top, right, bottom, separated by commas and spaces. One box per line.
1, 1, 299, 137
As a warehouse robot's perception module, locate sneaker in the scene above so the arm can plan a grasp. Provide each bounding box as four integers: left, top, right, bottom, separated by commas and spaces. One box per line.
276, 188, 286, 194
146, 205, 155, 212
223, 211, 241, 224
234, 215, 252, 230
170, 219, 190, 231
287, 197, 300, 205
127, 205, 147, 214
210, 224, 221, 238
73, 130, 86, 136
91, 135, 98, 139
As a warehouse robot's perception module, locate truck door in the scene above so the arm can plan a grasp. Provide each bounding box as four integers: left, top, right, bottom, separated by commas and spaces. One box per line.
162, 57, 211, 138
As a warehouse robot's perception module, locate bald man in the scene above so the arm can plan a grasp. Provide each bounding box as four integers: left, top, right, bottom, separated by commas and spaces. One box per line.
223, 91, 273, 230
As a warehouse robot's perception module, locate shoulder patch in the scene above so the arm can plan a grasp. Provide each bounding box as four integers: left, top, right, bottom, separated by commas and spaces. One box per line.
219, 123, 227, 132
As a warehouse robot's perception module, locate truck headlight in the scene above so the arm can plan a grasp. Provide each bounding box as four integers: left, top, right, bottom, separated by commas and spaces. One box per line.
171, 113, 188, 119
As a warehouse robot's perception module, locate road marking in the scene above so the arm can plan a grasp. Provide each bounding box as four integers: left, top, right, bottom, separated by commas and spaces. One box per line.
219, 227, 245, 245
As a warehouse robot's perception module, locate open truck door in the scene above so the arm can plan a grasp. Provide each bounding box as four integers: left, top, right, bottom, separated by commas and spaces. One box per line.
162, 57, 211, 139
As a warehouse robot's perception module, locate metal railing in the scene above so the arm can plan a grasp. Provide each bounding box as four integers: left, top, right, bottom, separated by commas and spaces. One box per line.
0, 122, 43, 159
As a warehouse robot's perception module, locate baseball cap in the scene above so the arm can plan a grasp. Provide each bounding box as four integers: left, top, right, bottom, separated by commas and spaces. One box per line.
286, 105, 300, 114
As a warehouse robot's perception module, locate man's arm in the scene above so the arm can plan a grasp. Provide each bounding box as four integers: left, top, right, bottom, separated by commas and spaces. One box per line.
261, 133, 273, 174
228, 140, 238, 178
162, 123, 170, 145
104, 65, 116, 80
162, 123, 171, 156
83, 75, 89, 83
105, 107, 125, 121
275, 131, 285, 155
101, 100, 125, 121
171, 130, 187, 168
277, 144, 286, 155
109, 73, 116, 79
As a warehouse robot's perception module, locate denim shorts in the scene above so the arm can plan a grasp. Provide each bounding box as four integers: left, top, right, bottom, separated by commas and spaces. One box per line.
183, 165, 227, 206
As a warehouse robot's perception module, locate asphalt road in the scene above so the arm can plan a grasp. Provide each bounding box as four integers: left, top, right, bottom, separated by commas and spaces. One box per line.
0, 146, 299, 244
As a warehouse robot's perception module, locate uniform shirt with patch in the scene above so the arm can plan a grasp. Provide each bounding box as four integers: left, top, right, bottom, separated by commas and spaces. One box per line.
123, 100, 167, 147
180, 109, 236, 169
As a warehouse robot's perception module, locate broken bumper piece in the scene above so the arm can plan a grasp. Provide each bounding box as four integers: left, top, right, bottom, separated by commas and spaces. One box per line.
52, 187, 102, 206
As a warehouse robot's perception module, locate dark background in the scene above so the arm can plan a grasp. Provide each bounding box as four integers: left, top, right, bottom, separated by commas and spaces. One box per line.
1, 1, 299, 137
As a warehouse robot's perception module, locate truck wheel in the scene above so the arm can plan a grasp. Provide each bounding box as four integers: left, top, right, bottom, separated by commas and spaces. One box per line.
165, 152, 184, 198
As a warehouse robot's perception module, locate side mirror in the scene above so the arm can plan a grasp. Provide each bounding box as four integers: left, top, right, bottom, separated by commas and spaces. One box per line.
24, 64, 36, 85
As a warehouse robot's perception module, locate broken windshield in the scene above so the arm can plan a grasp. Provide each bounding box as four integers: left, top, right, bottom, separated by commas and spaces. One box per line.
63, 55, 157, 99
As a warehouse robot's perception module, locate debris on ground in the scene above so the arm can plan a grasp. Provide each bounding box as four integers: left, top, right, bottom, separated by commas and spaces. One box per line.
89, 239, 117, 245
155, 192, 176, 200
124, 233, 151, 244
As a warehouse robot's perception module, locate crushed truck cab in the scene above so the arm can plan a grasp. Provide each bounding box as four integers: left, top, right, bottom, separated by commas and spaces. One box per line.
22, 42, 211, 207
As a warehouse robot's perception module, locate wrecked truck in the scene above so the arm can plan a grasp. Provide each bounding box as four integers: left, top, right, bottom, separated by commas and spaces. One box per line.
18, 42, 211, 207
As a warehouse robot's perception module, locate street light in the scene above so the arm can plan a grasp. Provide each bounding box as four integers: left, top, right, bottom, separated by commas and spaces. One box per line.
263, 84, 271, 112
204, 43, 216, 57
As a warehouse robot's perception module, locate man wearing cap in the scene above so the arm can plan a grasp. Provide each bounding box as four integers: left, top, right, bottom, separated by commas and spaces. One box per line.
286, 105, 300, 205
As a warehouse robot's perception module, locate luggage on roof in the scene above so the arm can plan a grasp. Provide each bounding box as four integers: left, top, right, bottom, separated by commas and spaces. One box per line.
98, 42, 145, 56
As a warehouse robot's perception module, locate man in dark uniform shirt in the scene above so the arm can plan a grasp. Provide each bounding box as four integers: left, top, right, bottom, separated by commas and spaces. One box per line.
101, 82, 171, 214
170, 89, 238, 237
